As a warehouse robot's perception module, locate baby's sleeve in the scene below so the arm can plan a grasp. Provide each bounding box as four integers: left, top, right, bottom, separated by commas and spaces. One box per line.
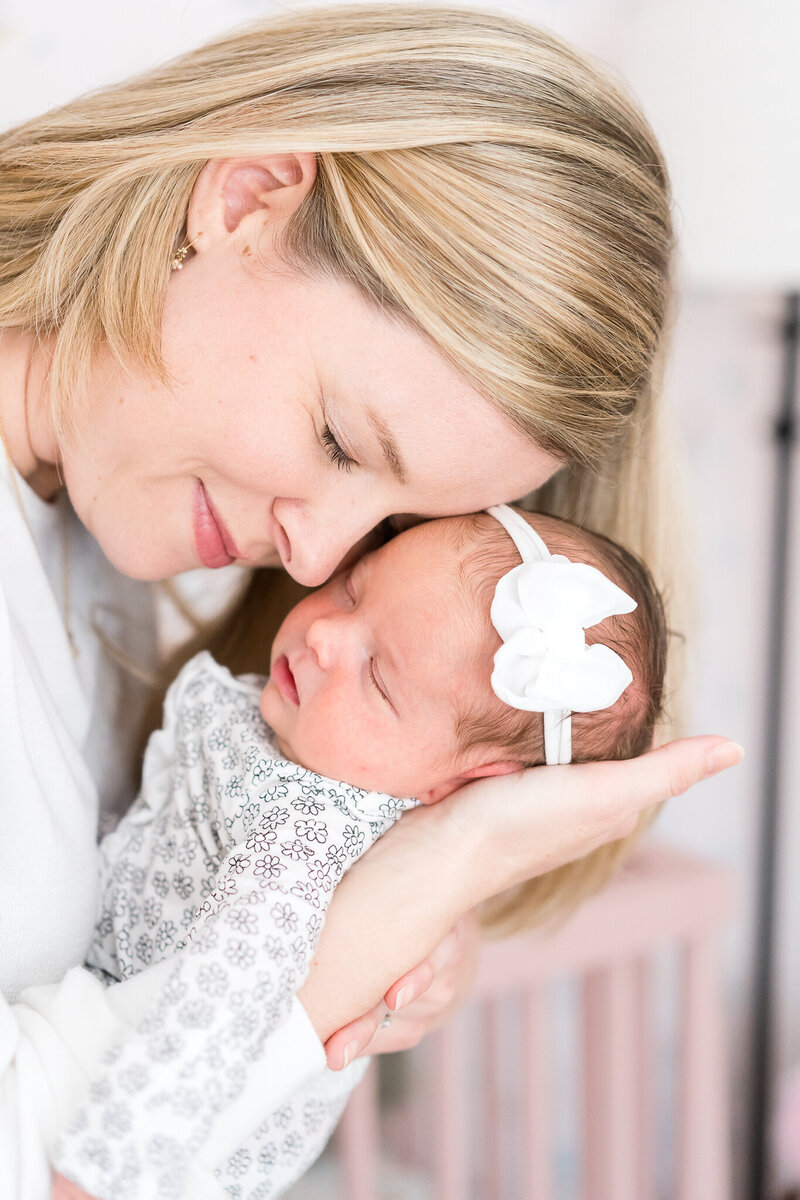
50, 833, 333, 1200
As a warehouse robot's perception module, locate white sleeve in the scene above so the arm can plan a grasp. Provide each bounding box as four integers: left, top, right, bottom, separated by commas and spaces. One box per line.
0, 967, 322, 1200
49, 838, 330, 1200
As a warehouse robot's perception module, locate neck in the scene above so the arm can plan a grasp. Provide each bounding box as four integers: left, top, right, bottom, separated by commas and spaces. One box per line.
0, 329, 62, 500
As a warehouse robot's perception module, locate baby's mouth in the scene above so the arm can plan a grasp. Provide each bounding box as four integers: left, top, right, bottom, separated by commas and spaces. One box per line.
273, 654, 300, 706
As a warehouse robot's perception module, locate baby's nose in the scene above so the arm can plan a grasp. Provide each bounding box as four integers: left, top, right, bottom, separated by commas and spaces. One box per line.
305, 615, 347, 672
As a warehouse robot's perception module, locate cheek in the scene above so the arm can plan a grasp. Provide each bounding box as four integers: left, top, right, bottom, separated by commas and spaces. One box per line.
166, 271, 317, 472
220, 393, 301, 478
299, 692, 388, 777
302, 691, 360, 753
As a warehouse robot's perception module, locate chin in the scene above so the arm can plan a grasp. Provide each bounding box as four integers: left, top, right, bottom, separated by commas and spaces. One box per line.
91, 526, 190, 582
259, 687, 295, 751
258, 687, 280, 730
102, 545, 182, 582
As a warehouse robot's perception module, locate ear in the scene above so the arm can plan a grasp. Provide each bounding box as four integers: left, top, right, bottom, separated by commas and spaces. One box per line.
186, 154, 317, 250
417, 759, 521, 807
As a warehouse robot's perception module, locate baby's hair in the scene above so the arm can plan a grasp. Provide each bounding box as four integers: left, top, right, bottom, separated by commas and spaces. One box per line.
452, 509, 668, 933
455, 510, 666, 768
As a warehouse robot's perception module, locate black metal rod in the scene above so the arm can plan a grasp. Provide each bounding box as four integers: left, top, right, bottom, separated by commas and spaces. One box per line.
748, 291, 799, 1200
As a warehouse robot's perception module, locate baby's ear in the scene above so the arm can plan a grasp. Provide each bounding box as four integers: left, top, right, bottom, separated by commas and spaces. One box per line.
416, 760, 521, 806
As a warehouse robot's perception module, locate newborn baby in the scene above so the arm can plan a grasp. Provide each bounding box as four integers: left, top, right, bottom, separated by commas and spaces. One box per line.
52, 506, 666, 1200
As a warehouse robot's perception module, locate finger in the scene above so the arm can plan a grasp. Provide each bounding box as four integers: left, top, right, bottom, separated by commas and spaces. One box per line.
323, 933, 456, 1067
324, 1000, 386, 1071
621, 735, 744, 810
384, 918, 467, 1011
562, 735, 744, 833
361, 1014, 431, 1056
325, 950, 441, 1067
51, 1175, 97, 1200
644, 735, 743, 793
384, 958, 435, 1013
387, 912, 480, 1009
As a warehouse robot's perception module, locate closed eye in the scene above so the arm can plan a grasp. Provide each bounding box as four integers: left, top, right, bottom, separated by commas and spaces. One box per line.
321, 424, 357, 472
369, 657, 392, 706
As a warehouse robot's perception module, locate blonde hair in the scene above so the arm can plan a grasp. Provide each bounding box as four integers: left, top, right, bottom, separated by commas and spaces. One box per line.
0, 3, 679, 928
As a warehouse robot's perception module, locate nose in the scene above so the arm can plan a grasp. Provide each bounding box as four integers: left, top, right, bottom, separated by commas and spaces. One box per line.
272, 489, 391, 588
273, 499, 384, 587
293, 545, 351, 589
305, 612, 356, 673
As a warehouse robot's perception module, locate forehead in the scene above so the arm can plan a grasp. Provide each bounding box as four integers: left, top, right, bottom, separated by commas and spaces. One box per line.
309, 279, 561, 508
366, 518, 464, 596
367, 520, 492, 693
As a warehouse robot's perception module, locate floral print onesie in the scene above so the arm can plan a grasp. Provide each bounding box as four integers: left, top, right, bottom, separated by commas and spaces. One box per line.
51, 652, 418, 1200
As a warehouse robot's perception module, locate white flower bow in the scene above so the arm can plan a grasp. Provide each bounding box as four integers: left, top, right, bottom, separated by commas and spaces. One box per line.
490, 557, 637, 713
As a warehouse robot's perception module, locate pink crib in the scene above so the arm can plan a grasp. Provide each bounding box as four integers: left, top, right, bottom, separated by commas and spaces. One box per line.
336, 844, 734, 1200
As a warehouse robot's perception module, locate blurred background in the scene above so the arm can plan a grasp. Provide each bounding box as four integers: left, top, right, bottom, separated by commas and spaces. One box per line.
1, 0, 797, 1195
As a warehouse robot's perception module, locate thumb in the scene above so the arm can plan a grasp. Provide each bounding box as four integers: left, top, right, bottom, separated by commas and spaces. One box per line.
558, 735, 745, 845
452, 734, 745, 903
600, 734, 743, 810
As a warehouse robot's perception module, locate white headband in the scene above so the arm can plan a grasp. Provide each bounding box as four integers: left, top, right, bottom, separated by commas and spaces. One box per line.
486, 505, 637, 766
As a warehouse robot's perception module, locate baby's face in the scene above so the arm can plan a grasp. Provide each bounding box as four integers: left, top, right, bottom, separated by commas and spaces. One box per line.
260, 522, 488, 797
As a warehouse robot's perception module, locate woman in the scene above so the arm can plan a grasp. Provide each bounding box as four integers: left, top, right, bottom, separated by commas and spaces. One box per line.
0, 7, 741, 1198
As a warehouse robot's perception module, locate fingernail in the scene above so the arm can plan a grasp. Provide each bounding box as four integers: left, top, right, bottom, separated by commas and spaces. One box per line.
392, 985, 414, 1012
343, 1040, 359, 1068
707, 741, 745, 774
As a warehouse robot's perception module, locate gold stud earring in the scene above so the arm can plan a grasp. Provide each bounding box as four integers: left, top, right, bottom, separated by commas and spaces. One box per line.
170, 233, 201, 271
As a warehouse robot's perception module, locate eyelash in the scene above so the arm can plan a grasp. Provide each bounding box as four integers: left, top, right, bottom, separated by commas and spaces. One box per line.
369, 658, 391, 705
321, 424, 356, 473
344, 575, 391, 707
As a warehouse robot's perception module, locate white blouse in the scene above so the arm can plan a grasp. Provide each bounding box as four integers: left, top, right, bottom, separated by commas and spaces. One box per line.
0, 461, 322, 1200
0, 454, 157, 1000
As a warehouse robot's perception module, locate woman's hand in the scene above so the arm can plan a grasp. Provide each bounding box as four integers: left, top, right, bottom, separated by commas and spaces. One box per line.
445, 736, 743, 902
299, 735, 742, 1051
51, 1172, 97, 1200
323, 912, 481, 1068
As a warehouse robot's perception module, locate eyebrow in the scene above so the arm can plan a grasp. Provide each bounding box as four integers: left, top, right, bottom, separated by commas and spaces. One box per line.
366, 407, 408, 486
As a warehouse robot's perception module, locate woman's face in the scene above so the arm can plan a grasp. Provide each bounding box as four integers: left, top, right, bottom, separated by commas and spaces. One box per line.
59, 165, 560, 586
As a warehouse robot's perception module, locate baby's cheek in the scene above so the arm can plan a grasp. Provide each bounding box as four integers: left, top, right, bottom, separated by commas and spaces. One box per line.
307, 702, 390, 787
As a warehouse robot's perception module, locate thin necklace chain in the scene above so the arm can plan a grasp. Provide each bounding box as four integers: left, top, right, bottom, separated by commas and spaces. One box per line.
0, 411, 79, 659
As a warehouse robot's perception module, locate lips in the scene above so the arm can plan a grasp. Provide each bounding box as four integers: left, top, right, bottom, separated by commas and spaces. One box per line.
272, 654, 300, 705
193, 480, 241, 569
